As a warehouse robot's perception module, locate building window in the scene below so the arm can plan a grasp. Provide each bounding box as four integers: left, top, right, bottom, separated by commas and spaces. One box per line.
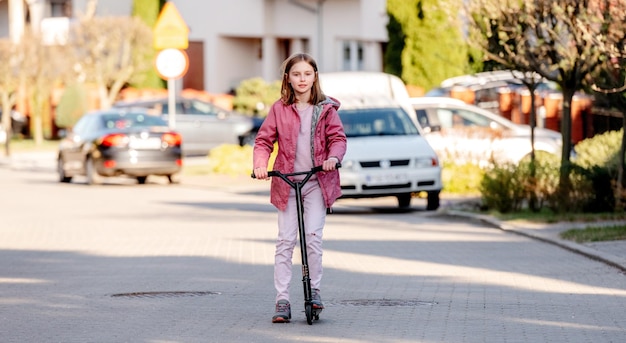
341, 40, 364, 71
51, 0, 72, 17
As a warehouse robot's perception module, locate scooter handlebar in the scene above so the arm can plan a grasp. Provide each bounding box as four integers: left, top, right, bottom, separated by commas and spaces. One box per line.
251, 163, 341, 179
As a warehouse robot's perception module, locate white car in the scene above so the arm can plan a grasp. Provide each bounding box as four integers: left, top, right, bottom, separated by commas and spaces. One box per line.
410, 97, 562, 166
337, 96, 442, 210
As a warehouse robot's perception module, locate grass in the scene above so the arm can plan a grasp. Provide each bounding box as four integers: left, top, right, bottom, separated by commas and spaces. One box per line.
560, 225, 626, 243
485, 209, 626, 243
9, 138, 59, 152
491, 208, 626, 224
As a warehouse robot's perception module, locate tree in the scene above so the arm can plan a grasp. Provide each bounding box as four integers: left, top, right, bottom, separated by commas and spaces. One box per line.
384, 12, 404, 78
19, 30, 70, 145
131, 0, 165, 89
386, 0, 474, 92
68, 16, 154, 109
467, 0, 626, 211
0, 39, 20, 156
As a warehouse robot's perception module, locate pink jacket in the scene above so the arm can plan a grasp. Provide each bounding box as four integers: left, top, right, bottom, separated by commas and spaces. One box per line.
253, 97, 347, 211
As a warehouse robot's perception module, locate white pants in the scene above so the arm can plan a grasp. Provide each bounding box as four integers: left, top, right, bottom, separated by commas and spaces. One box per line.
274, 180, 326, 303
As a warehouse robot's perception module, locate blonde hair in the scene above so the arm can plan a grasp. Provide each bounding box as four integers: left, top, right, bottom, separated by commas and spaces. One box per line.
280, 53, 325, 105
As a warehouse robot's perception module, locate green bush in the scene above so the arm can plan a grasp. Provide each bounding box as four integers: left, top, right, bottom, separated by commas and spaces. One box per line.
574, 128, 623, 174
480, 152, 561, 213
480, 133, 621, 213
442, 161, 483, 194
55, 83, 88, 129
207, 144, 253, 176
207, 143, 278, 176
519, 152, 560, 211
573, 129, 625, 211
479, 162, 527, 213
232, 77, 281, 117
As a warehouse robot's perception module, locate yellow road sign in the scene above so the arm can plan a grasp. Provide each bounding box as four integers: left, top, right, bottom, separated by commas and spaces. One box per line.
153, 2, 189, 50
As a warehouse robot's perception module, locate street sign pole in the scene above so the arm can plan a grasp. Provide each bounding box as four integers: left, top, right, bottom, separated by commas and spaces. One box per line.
155, 48, 189, 130
168, 79, 176, 129
153, 2, 189, 130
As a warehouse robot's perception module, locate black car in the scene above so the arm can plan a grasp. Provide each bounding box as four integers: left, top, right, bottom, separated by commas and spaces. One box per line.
57, 109, 183, 185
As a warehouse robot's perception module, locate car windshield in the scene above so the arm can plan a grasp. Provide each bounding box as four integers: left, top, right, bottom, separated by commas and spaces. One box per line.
101, 113, 167, 130
339, 107, 419, 138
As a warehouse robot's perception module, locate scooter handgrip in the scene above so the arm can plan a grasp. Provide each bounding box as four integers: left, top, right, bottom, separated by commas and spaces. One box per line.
251, 171, 276, 178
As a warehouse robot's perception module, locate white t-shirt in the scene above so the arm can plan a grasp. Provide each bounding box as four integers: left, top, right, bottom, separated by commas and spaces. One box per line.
294, 104, 314, 178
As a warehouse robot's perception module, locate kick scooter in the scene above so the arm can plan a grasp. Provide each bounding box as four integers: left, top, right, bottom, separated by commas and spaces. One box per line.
253, 163, 340, 325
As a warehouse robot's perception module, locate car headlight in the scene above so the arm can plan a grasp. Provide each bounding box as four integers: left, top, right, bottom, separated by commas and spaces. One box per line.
415, 157, 438, 168
341, 159, 356, 171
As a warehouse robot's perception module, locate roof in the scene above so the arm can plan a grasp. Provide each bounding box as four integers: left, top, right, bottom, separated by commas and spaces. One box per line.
410, 97, 466, 106
440, 70, 545, 89
338, 94, 404, 110
320, 71, 409, 101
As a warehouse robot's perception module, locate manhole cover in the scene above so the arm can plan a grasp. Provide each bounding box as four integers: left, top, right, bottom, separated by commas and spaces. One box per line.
111, 291, 221, 299
331, 299, 436, 307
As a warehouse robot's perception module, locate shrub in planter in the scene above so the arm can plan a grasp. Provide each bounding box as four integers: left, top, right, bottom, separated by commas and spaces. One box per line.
479, 162, 527, 213
207, 143, 278, 176
442, 161, 484, 195
573, 129, 624, 211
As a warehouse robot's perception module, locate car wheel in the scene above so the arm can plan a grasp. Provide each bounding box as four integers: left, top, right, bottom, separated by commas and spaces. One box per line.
397, 193, 412, 208
86, 157, 102, 185
240, 131, 257, 146
426, 190, 440, 211
136, 176, 148, 184
167, 173, 181, 184
57, 158, 72, 183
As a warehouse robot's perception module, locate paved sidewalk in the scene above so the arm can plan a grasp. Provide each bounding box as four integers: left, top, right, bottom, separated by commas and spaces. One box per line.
2, 149, 626, 273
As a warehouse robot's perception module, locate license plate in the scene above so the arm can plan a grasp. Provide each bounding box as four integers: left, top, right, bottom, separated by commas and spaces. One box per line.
129, 137, 162, 150
365, 173, 408, 186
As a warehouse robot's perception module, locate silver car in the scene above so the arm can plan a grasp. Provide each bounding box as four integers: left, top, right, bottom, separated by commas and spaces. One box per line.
411, 97, 562, 166
114, 96, 256, 156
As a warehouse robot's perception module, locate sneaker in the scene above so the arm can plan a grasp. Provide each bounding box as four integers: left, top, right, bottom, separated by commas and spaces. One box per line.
272, 300, 291, 323
311, 289, 324, 309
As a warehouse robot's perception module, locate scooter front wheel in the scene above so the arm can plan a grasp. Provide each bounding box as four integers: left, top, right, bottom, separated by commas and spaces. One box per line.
305, 304, 313, 325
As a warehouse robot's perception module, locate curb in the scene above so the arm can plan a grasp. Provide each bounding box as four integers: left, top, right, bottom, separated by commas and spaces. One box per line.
440, 209, 626, 274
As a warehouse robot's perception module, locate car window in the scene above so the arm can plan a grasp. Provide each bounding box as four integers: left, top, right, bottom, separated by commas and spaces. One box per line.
161, 102, 187, 115
415, 109, 431, 129
72, 116, 90, 136
189, 100, 220, 116
437, 108, 493, 129
415, 107, 443, 129
101, 113, 167, 129
162, 99, 222, 117
339, 108, 419, 137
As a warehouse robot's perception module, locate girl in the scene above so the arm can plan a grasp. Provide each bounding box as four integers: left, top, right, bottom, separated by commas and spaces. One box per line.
252, 53, 347, 323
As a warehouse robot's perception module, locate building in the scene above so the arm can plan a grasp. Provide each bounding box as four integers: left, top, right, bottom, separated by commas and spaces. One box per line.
0, 0, 389, 94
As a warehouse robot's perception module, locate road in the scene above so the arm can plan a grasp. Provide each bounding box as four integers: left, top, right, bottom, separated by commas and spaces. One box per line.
0, 168, 625, 343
